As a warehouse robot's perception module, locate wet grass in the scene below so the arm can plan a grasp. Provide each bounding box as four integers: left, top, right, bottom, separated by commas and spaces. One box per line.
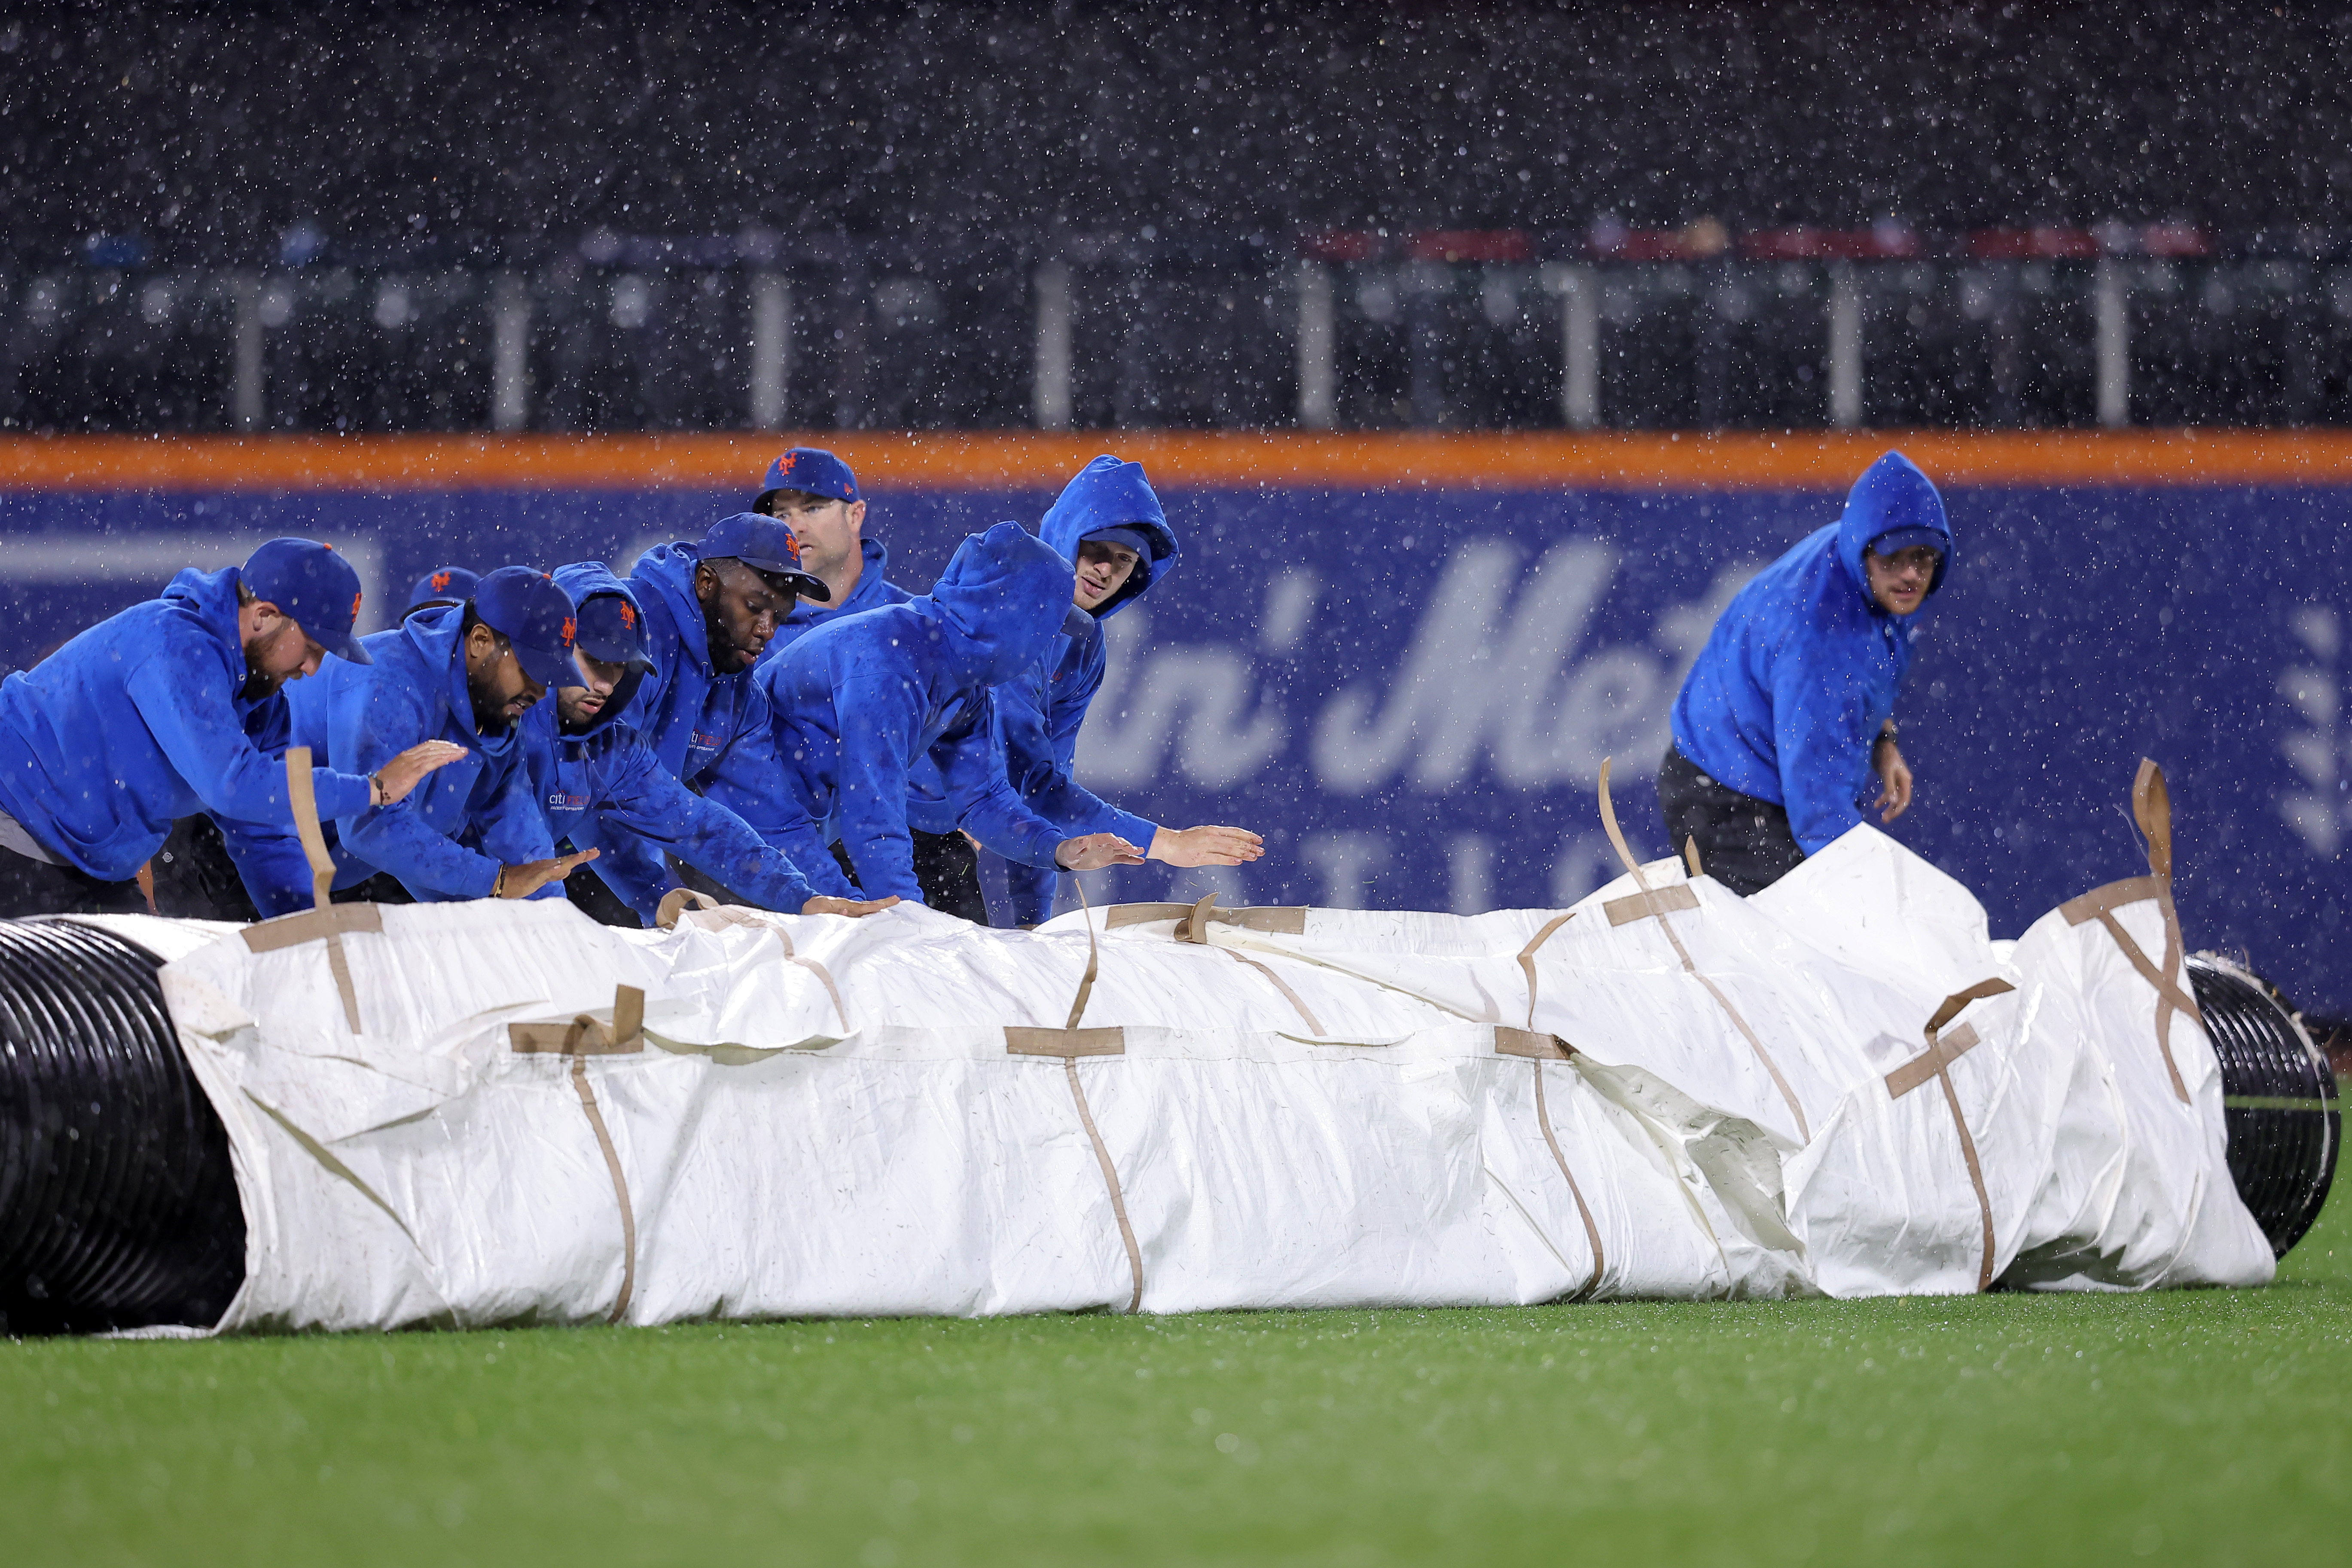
6, 1202, 2349, 1567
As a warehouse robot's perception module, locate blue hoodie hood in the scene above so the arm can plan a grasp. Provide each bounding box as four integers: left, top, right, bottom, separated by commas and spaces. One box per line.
1037, 455, 1178, 620
907, 522, 1079, 689
1835, 449, 1952, 605
551, 561, 649, 740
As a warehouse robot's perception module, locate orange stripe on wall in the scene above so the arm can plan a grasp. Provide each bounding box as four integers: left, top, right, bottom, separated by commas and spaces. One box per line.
6, 430, 2352, 491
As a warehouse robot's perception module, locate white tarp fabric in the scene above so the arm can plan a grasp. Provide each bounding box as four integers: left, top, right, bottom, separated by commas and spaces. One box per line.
102, 823, 2272, 1333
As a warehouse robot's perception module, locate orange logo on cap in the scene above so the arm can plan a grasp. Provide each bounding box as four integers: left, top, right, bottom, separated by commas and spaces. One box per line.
619, 601, 636, 628
777, 451, 798, 476
352, 591, 363, 618
561, 616, 577, 647
430, 570, 452, 592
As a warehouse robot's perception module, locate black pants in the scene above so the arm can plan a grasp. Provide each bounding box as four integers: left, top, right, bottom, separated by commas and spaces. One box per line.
147, 816, 260, 923
676, 828, 991, 922
0, 843, 149, 919
1656, 747, 1806, 897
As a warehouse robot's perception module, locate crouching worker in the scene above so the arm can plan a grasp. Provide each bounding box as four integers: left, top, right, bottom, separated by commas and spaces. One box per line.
285, 566, 600, 904
1661, 449, 1950, 895
0, 537, 461, 918
998, 454, 1264, 926
529, 564, 898, 927
708, 522, 1144, 907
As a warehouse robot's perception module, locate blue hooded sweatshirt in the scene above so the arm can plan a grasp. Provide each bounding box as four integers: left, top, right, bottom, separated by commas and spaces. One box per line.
1669, 450, 1952, 855
707, 522, 1073, 905
621, 542, 772, 787
996, 455, 1181, 925
0, 565, 372, 886
525, 563, 815, 925
762, 536, 913, 657
284, 605, 561, 900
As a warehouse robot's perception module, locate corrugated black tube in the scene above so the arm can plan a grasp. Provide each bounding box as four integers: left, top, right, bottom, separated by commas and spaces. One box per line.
2187, 952, 2340, 1260
0, 918, 245, 1335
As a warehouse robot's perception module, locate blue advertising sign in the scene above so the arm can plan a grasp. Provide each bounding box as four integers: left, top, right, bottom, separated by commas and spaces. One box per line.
3, 472, 2344, 1016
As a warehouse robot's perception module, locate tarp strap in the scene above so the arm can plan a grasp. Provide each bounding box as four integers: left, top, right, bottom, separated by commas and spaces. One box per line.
1531, 1058, 1606, 1300
1220, 949, 1325, 1036
567, 1049, 638, 1326
770, 924, 851, 1033
1003, 878, 1144, 1313
655, 887, 721, 929
1103, 901, 1308, 935
1516, 911, 1578, 1030
2057, 762, 2194, 1105
278, 746, 364, 1034
1885, 977, 2014, 1291
1681, 835, 1704, 879
1598, 757, 1809, 1142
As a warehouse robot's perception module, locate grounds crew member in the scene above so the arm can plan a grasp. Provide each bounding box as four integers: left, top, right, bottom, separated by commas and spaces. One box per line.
1661, 449, 1949, 896
0, 538, 460, 918
601, 512, 827, 883
527, 562, 898, 927
749, 446, 1025, 915
708, 522, 1144, 907
285, 566, 596, 903
996, 454, 1264, 926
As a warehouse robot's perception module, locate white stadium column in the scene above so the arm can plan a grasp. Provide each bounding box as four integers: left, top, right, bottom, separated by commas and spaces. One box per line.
750, 272, 789, 430
1827, 263, 1863, 429
1296, 259, 1336, 429
1550, 262, 1599, 430
490, 275, 531, 432
1033, 260, 1074, 431
2095, 257, 2130, 427
230, 272, 264, 431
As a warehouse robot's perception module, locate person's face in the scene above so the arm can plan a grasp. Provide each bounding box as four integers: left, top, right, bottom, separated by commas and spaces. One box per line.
465, 622, 545, 733
766, 494, 866, 596
557, 648, 628, 730
239, 603, 326, 699
1864, 545, 1940, 617
1073, 539, 1141, 612
695, 559, 788, 672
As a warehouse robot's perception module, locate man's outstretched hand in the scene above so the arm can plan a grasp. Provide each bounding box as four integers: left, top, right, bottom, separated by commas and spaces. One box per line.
1873, 742, 1914, 823
374, 740, 469, 803
1055, 833, 1147, 872
1148, 825, 1265, 868
802, 894, 901, 917
497, 847, 599, 899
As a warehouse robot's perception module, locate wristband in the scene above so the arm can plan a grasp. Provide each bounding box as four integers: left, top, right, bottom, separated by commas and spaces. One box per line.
492, 865, 507, 899
369, 770, 386, 807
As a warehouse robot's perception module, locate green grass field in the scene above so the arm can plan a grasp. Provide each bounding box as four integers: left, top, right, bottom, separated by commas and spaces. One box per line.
9, 1201, 2349, 1568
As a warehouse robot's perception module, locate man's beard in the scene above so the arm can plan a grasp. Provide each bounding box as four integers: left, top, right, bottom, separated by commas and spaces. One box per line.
469, 671, 519, 734
702, 601, 753, 671
239, 647, 287, 702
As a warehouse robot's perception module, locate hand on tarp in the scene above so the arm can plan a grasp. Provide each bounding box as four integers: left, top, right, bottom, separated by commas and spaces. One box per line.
802, 894, 900, 918
1148, 825, 1265, 868
1873, 741, 1914, 823
1055, 833, 1147, 873
498, 846, 599, 898
374, 740, 470, 805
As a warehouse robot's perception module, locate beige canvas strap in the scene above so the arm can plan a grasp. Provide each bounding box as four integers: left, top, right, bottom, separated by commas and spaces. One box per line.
1103, 900, 1309, 936
1515, 912, 1578, 1031
1003, 879, 1143, 1312
1529, 1056, 1605, 1299
1598, 757, 1809, 1141
770, 924, 851, 1032
250, 746, 366, 1033
655, 887, 721, 928
506, 985, 645, 1324
2057, 761, 2194, 1105
1884, 978, 2013, 1291
1220, 949, 1326, 1036
1604, 883, 1699, 927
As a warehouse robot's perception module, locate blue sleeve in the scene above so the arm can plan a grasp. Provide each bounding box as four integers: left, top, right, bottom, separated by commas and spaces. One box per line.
122, 655, 373, 830
334, 683, 505, 899
1002, 856, 1058, 928
1769, 635, 1877, 855
471, 749, 562, 900
577, 817, 678, 926
830, 670, 936, 904
213, 815, 312, 918
939, 694, 1066, 873
596, 736, 815, 919
994, 647, 1159, 849
701, 702, 858, 900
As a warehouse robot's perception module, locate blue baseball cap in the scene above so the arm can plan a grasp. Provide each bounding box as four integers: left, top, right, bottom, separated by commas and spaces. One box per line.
755, 448, 859, 509
1866, 527, 1947, 559
696, 513, 830, 602
240, 537, 371, 665
573, 592, 655, 672
470, 567, 580, 689
406, 565, 479, 614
